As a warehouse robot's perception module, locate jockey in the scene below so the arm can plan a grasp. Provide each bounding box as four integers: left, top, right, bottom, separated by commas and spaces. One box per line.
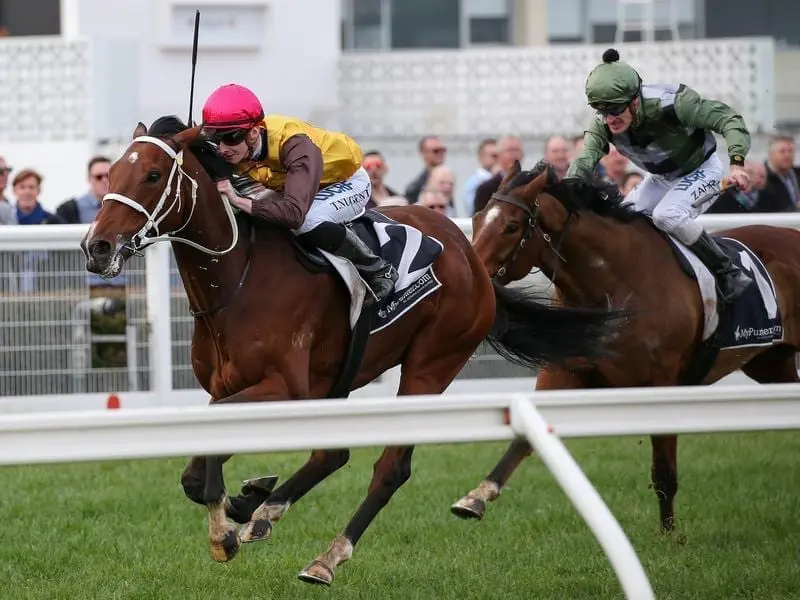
200, 83, 398, 303
568, 48, 753, 304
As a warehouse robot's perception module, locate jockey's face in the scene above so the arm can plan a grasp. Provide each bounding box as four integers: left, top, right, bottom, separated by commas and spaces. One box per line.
595, 97, 639, 135
214, 127, 260, 164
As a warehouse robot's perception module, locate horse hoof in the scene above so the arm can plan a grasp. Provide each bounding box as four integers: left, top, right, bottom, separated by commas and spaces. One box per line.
210, 529, 241, 562
450, 496, 486, 520
297, 560, 334, 586
239, 518, 272, 543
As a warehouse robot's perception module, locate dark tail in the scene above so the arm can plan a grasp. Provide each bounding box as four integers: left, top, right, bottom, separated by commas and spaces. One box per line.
486, 282, 630, 370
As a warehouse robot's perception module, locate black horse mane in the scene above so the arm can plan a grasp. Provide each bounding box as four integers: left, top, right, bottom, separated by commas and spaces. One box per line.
507, 159, 642, 224
146, 115, 233, 182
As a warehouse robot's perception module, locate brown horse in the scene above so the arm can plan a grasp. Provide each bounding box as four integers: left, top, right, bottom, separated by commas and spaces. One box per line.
453, 160, 800, 532
80, 117, 625, 585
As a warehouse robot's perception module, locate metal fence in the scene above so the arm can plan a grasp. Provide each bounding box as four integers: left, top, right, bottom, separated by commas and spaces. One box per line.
0, 234, 535, 398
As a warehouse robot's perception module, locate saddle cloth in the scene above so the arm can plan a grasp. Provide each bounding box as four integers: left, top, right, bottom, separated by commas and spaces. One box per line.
318, 211, 444, 333
667, 234, 784, 349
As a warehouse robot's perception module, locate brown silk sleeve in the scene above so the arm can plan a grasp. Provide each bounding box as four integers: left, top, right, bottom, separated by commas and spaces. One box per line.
250, 134, 323, 229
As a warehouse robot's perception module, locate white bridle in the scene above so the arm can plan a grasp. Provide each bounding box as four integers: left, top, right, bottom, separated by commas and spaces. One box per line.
102, 135, 239, 256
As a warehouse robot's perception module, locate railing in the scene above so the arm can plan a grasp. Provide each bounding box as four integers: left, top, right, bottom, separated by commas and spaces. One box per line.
1, 212, 798, 410
4, 383, 800, 597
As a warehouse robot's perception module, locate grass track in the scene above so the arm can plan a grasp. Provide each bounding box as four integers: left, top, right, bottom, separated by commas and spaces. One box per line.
1, 431, 798, 599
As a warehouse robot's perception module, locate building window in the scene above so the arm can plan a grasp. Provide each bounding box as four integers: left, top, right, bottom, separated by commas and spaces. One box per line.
341, 0, 512, 51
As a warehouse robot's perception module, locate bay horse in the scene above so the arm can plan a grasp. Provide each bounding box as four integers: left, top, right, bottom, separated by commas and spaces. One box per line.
452, 159, 800, 532
80, 117, 625, 586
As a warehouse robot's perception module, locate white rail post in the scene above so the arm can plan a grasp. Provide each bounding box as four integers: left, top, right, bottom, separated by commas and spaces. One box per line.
145, 244, 173, 402
510, 395, 656, 600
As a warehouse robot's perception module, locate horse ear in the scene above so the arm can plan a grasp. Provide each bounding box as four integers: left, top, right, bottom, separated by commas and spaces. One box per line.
174, 125, 203, 146
545, 162, 558, 186
521, 166, 551, 200
133, 122, 147, 139
497, 160, 522, 192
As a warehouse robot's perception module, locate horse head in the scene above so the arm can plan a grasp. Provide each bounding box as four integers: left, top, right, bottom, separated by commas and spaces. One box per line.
471, 159, 563, 283
82, 118, 235, 279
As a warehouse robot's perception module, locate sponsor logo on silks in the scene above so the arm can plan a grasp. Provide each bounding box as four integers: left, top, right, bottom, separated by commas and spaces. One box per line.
674, 169, 707, 192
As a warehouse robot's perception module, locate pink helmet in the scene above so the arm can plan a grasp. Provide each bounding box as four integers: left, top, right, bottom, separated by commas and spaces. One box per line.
201, 83, 264, 129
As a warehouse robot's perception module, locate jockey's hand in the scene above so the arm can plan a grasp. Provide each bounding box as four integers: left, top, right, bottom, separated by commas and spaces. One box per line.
727, 165, 751, 193
216, 179, 252, 214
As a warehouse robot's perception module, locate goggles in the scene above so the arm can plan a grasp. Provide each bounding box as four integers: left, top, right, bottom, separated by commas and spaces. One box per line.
590, 102, 629, 116
203, 127, 249, 146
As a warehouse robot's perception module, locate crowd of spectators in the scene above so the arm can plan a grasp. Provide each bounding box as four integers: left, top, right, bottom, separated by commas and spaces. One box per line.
364, 132, 800, 222
1, 131, 798, 293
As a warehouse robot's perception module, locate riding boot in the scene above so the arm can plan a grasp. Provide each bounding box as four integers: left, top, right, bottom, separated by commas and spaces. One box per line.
687, 230, 753, 303
329, 226, 398, 303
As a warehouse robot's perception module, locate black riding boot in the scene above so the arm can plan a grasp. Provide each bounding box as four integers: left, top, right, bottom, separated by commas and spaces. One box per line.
299, 223, 398, 304
687, 230, 753, 303
332, 226, 398, 303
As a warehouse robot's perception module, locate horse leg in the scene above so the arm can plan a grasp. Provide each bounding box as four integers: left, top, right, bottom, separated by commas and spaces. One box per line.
187, 379, 290, 562
452, 366, 586, 520
741, 345, 800, 383
297, 335, 475, 585
650, 434, 678, 532
238, 448, 351, 543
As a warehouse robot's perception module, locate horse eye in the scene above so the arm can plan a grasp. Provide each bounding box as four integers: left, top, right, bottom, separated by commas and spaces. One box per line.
504, 222, 520, 235
147, 170, 161, 183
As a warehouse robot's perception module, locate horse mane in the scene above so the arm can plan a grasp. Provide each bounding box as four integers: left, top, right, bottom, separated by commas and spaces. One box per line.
146, 115, 233, 182
509, 159, 642, 224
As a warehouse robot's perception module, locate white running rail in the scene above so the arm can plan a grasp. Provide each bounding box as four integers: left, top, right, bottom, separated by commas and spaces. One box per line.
3, 383, 800, 598
511, 397, 655, 599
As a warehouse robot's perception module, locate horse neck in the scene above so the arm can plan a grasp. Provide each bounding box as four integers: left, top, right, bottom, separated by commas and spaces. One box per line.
169, 178, 250, 318
534, 210, 639, 306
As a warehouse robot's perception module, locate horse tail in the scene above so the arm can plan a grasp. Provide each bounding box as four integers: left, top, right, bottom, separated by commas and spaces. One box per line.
486, 282, 629, 370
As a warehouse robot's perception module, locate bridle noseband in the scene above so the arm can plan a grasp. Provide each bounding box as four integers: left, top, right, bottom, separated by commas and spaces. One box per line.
102, 135, 250, 319
489, 191, 568, 279
102, 135, 239, 257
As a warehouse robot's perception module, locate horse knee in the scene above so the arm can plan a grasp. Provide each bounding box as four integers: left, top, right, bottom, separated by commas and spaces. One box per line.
371, 454, 412, 494
181, 465, 207, 505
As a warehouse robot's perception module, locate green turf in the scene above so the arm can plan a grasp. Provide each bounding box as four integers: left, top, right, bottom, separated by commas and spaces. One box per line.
1, 431, 798, 600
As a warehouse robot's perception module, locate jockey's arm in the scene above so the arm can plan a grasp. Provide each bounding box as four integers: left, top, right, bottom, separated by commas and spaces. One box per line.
250, 134, 323, 229
566, 120, 609, 179
673, 85, 751, 166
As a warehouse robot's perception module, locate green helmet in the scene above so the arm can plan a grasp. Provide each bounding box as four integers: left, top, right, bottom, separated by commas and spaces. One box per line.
584, 48, 642, 106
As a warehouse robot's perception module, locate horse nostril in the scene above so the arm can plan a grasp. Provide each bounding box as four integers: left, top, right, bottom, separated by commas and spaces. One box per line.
88, 239, 112, 259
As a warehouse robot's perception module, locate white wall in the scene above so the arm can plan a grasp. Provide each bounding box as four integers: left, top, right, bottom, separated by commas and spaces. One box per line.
71, 0, 342, 134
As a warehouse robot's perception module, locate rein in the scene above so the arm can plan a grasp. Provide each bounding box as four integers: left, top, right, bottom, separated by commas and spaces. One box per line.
490, 191, 571, 279
103, 135, 239, 256
103, 135, 250, 318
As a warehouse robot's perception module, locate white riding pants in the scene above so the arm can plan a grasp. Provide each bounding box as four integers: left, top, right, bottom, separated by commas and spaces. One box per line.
623, 154, 724, 245
293, 167, 372, 235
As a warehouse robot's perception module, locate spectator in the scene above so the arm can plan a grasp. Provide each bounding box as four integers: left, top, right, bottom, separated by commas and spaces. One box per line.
13, 169, 61, 226
707, 161, 768, 213
362, 151, 404, 208
12, 168, 63, 293
569, 134, 585, 161
55, 156, 126, 297
0, 155, 16, 224
758, 134, 800, 212
473, 134, 524, 214
56, 156, 111, 224
620, 171, 643, 196
543, 135, 571, 180
600, 145, 630, 187
462, 138, 497, 216
404, 135, 447, 204
418, 187, 449, 216
427, 165, 457, 216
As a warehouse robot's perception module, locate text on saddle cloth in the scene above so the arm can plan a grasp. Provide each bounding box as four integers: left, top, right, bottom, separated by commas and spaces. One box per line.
668, 235, 783, 350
